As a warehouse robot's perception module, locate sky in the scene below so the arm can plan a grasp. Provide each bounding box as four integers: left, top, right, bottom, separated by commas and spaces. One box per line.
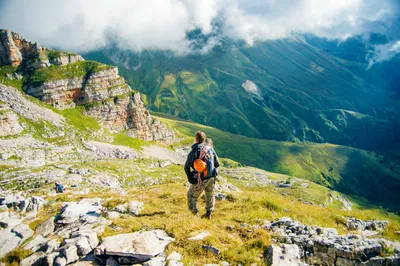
0, 0, 399, 65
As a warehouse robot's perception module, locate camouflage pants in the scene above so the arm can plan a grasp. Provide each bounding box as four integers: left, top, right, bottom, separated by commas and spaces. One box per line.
187, 178, 215, 213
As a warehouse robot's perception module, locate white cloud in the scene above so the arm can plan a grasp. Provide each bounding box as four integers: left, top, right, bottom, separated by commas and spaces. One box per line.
0, 0, 398, 54
368, 40, 400, 68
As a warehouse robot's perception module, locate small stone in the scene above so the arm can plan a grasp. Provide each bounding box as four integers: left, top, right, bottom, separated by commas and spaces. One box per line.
214, 193, 227, 201
188, 231, 211, 241
226, 225, 234, 231
202, 245, 220, 256
167, 251, 182, 261
128, 201, 144, 216
115, 203, 128, 213
106, 211, 121, 219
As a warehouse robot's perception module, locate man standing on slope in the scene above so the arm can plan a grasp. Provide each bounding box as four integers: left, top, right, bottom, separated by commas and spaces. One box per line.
185, 131, 220, 219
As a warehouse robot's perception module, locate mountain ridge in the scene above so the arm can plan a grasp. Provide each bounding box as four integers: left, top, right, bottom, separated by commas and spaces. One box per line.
84, 37, 399, 152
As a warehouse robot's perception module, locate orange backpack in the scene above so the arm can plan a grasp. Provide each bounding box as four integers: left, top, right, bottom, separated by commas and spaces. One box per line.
194, 158, 208, 177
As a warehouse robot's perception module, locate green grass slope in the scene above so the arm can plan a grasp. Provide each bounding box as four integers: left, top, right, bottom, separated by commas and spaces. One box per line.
154, 113, 400, 212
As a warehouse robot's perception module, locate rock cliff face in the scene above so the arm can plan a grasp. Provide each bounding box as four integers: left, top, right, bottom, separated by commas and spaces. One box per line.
0, 29, 84, 69
25, 67, 131, 109
85, 92, 175, 142
0, 29, 174, 142
0, 30, 24, 66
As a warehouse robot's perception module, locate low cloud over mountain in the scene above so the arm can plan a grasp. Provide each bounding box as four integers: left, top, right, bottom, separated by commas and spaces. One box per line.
0, 0, 399, 57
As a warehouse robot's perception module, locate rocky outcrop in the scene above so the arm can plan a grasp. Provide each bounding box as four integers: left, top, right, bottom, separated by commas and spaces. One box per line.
0, 29, 175, 142
32, 52, 84, 69
85, 90, 175, 142
0, 194, 45, 212
26, 67, 130, 109
0, 30, 23, 67
264, 217, 400, 266
126, 92, 175, 142
14, 199, 107, 266
0, 29, 83, 69
346, 217, 387, 232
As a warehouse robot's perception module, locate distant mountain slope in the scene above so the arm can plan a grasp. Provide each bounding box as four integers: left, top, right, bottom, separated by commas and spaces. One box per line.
154, 112, 400, 212
84, 37, 399, 151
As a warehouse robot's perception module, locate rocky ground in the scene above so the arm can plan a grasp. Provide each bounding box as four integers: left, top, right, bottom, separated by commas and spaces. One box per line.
0, 183, 399, 265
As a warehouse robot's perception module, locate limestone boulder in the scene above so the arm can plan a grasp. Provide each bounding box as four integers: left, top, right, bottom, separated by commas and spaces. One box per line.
56, 200, 102, 225
264, 244, 302, 266
94, 230, 174, 263
128, 200, 144, 215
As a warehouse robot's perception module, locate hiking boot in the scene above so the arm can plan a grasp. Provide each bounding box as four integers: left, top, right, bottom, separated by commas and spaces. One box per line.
202, 211, 212, 219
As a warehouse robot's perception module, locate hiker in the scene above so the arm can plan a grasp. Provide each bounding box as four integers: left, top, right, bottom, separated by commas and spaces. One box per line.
184, 131, 220, 219
55, 182, 64, 193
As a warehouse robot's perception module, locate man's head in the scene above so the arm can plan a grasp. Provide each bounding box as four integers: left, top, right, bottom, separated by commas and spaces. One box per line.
195, 131, 206, 143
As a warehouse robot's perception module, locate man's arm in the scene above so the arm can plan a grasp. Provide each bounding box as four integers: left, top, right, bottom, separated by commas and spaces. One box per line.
213, 149, 220, 168
184, 150, 194, 177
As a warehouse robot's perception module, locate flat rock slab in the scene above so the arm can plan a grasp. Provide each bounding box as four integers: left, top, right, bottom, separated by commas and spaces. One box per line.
57, 201, 102, 225
94, 230, 174, 262
35, 216, 55, 236
187, 231, 211, 241
0, 217, 22, 228
0, 223, 34, 257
